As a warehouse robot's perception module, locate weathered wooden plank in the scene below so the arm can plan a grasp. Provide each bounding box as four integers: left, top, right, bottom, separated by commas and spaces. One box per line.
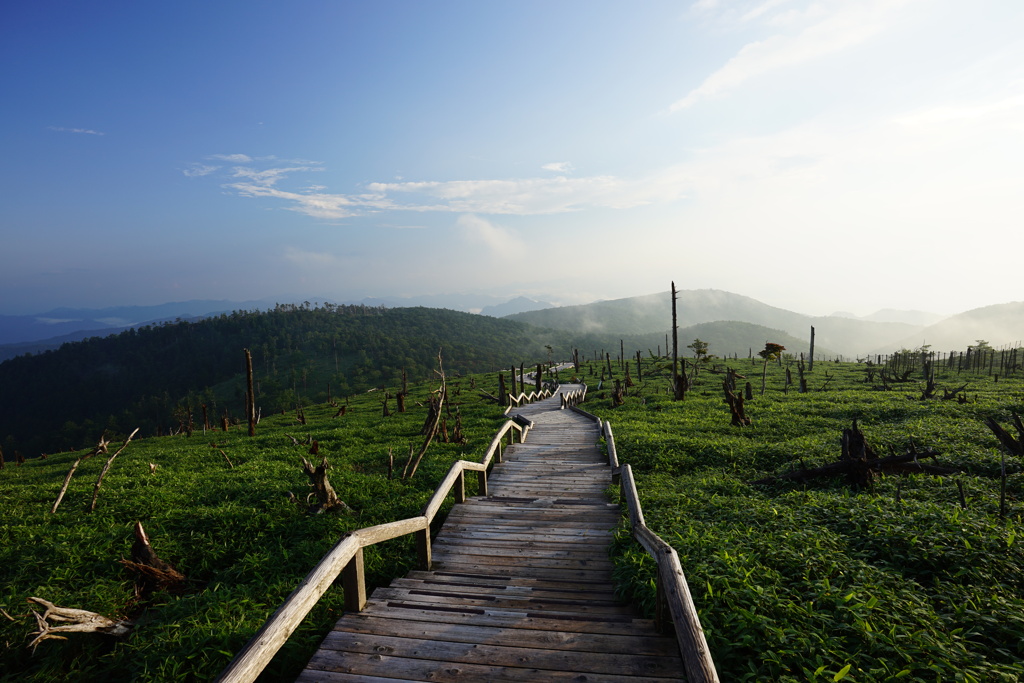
428, 562, 614, 583
389, 578, 619, 602
331, 613, 682, 656
352, 599, 662, 636
313, 630, 684, 677
405, 570, 615, 592
370, 587, 633, 616
303, 649, 684, 683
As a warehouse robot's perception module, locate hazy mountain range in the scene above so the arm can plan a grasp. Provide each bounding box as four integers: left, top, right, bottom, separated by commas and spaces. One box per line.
1, 289, 1021, 362
506, 289, 1024, 357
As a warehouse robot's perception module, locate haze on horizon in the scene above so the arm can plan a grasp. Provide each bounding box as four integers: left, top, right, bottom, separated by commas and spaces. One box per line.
3, 1, 1023, 319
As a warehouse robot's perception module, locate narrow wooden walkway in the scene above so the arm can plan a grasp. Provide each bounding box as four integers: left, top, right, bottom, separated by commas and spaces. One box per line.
297, 386, 686, 682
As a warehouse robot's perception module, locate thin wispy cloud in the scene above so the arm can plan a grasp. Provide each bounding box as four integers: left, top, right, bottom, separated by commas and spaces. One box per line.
49, 126, 105, 136
182, 164, 220, 177
230, 165, 324, 187
209, 153, 252, 162
192, 154, 688, 219
672, 0, 912, 111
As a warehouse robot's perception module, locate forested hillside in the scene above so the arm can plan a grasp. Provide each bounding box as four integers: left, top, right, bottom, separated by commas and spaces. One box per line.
0, 304, 603, 459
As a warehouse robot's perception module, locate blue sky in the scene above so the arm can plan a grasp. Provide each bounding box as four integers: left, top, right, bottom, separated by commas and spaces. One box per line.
3, 0, 1023, 316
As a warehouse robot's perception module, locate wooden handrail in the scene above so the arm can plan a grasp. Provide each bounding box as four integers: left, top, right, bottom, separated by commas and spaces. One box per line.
215, 416, 532, 683
505, 387, 553, 411
608, 419, 719, 683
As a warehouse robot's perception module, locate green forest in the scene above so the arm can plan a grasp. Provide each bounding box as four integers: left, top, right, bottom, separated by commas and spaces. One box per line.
0, 303, 647, 460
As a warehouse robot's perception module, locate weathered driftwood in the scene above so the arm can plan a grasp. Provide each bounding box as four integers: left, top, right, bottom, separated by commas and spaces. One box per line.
26, 597, 133, 651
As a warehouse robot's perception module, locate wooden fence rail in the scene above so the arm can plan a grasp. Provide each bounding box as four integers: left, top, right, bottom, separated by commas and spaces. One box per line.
569, 404, 719, 683
215, 396, 550, 683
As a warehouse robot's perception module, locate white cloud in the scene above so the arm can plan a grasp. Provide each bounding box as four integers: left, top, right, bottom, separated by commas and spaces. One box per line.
542, 161, 574, 173
230, 165, 323, 187
183, 164, 220, 177
49, 126, 105, 136
457, 214, 527, 257
209, 153, 252, 162
228, 183, 388, 219
192, 151, 691, 219
671, 0, 912, 111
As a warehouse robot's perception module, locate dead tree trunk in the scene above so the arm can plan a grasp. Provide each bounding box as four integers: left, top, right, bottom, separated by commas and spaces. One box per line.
119, 521, 185, 598
724, 379, 751, 426
245, 348, 256, 437
672, 281, 681, 400
301, 456, 352, 513
405, 350, 447, 480
808, 326, 815, 372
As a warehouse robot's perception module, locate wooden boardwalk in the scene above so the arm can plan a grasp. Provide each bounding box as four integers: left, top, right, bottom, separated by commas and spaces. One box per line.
296, 387, 686, 682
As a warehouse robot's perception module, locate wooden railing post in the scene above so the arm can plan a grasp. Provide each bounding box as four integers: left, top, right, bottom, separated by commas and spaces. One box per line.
342, 548, 366, 613
454, 470, 465, 504
415, 528, 431, 570
477, 470, 488, 497
655, 564, 668, 632
496, 443, 503, 463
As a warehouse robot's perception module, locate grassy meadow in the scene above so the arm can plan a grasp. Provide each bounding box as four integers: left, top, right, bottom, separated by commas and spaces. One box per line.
0, 371, 512, 682
578, 351, 1024, 682
3, 344, 1023, 683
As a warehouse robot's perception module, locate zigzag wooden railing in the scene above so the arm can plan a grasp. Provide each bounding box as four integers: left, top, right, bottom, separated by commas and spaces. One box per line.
503, 384, 587, 412
215, 406, 544, 683
569, 404, 720, 683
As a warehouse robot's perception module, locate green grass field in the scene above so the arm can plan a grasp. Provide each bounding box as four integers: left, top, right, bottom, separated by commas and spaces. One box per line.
0, 372, 512, 682
580, 353, 1024, 682
3, 350, 1022, 682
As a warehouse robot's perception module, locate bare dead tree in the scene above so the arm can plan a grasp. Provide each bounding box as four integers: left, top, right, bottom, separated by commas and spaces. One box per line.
405, 350, 447, 480
51, 434, 110, 514
87, 428, 140, 512
245, 348, 256, 437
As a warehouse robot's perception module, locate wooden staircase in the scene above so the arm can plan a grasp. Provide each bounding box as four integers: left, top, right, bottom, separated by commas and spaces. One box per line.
296, 389, 686, 682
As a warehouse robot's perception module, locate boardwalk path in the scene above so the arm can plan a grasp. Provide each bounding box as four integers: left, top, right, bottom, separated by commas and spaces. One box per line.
297, 386, 685, 682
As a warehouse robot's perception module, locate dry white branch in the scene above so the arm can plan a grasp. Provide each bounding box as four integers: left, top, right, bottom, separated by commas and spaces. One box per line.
26, 597, 132, 652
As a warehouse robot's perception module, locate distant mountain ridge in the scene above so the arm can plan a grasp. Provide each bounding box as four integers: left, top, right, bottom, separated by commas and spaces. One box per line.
506, 289, 1023, 357
479, 297, 554, 318
881, 302, 1024, 353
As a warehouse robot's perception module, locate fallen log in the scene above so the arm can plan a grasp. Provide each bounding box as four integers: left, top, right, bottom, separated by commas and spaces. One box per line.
753, 421, 952, 487
985, 413, 1024, 455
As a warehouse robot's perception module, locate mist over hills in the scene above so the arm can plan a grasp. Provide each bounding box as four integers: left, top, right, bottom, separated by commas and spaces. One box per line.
882, 302, 1024, 353
506, 289, 1023, 358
